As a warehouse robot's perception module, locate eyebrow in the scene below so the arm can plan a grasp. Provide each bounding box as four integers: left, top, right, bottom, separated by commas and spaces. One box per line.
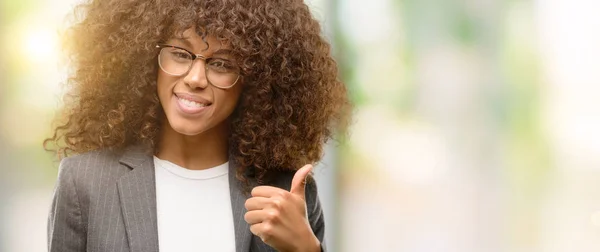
170, 37, 233, 56
213, 49, 233, 56
172, 37, 193, 47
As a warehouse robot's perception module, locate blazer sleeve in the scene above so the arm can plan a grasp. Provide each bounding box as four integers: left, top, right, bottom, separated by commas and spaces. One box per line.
305, 177, 327, 252
47, 158, 86, 252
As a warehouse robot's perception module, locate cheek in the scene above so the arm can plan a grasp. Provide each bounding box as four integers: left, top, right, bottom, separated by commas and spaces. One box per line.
156, 73, 176, 101
218, 88, 243, 115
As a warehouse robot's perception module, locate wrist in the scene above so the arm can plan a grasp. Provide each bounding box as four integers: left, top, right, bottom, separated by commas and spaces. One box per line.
300, 234, 321, 252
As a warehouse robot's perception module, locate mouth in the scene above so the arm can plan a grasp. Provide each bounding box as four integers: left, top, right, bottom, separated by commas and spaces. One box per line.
177, 96, 209, 108
173, 93, 212, 115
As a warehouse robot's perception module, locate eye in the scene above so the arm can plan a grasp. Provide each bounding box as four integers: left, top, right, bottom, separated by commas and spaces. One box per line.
167, 48, 192, 62
207, 58, 238, 73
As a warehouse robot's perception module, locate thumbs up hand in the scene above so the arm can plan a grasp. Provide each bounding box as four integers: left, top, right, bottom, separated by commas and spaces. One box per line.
244, 164, 321, 252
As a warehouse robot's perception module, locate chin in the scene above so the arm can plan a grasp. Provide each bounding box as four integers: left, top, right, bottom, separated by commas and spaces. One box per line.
174, 127, 205, 136
168, 119, 208, 136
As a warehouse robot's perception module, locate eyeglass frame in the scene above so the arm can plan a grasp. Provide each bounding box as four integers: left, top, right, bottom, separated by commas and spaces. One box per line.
155, 44, 242, 89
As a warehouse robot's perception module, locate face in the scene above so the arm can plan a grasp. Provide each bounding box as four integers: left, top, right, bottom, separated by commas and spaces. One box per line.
157, 28, 243, 136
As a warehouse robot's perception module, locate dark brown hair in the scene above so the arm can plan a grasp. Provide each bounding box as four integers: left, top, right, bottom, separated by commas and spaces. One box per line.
45, 0, 351, 184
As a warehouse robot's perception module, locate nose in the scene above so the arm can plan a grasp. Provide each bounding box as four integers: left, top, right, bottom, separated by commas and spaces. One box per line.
183, 59, 209, 89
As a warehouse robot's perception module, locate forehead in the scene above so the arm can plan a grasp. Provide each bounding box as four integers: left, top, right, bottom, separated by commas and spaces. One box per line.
168, 27, 231, 52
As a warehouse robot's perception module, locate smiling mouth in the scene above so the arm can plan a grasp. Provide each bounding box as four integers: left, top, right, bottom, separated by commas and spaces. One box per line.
177, 96, 209, 108
173, 93, 212, 115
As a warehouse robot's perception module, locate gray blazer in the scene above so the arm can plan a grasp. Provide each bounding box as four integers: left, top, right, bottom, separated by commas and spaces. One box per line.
47, 146, 326, 252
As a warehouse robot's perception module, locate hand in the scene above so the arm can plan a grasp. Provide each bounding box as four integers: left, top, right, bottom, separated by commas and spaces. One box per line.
244, 164, 321, 252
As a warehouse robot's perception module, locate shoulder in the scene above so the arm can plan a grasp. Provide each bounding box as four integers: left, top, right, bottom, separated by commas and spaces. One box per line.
59, 148, 127, 177
60, 149, 121, 170
57, 147, 137, 194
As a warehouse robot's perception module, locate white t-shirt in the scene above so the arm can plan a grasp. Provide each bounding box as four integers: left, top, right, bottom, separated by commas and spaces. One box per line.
154, 156, 236, 252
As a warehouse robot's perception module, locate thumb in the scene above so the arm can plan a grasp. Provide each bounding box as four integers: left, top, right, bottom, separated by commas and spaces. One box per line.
290, 164, 313, 200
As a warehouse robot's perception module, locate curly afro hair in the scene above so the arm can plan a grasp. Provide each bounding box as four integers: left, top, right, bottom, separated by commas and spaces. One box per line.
45, 0, 351, 184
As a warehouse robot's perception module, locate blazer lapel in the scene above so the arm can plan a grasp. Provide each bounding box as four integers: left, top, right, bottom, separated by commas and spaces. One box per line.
117, 146, 159, 252
115, 146, 252, 252
229, 157, 252, 252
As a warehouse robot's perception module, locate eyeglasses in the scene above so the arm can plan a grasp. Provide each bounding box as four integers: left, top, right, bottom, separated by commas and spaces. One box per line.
156, 44, 241, 89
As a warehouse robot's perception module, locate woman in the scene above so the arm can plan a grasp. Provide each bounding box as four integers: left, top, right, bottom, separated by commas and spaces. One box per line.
45, 0, 350, 251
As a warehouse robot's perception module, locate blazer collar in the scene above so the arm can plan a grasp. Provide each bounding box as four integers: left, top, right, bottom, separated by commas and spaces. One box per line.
228, 156, 253, 252
116, 145, 252, 252
117, 145, 159, 252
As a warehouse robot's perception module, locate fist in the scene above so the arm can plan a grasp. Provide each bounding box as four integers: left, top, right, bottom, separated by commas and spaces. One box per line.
244, 164, 321, 252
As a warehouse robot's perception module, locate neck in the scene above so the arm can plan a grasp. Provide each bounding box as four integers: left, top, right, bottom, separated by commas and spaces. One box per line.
155, 122, 229, 170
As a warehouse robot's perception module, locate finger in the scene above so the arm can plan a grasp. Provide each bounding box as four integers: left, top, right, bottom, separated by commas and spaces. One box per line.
244, 210, 269, 225
251, 185, 287, 198
244, 197, 272, 211
290, 164, 313, 199
249, 222, 274, 242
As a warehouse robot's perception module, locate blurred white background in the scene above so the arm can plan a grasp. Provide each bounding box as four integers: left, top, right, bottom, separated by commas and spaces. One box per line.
1, 0, 600, 251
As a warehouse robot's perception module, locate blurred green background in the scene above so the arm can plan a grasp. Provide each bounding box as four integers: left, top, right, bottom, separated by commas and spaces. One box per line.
2, 0, 600, 251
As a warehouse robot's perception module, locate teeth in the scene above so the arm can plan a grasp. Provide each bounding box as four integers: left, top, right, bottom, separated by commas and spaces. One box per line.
178, 97, 207, 108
